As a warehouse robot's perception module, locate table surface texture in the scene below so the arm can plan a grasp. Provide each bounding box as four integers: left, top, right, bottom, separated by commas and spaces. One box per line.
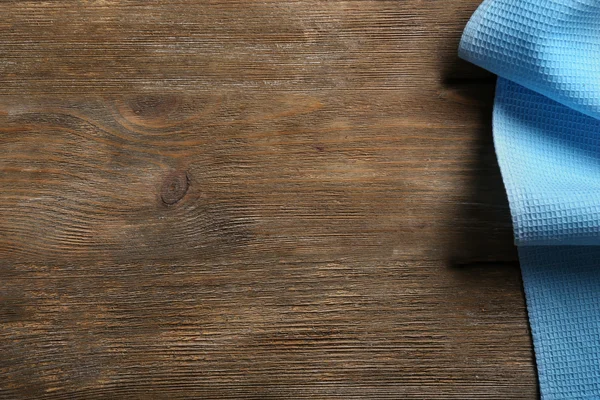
0, 1, 537, 398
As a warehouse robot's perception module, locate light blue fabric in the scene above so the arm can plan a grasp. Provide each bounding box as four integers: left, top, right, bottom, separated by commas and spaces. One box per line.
459, 1, 600, 398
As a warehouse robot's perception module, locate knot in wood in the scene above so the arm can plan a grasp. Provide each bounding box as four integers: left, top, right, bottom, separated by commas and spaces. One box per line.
161, 171, 189, 205
129, 95, 177, 118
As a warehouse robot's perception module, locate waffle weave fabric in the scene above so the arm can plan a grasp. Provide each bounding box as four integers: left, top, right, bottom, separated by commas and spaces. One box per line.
459, 0, 600, 398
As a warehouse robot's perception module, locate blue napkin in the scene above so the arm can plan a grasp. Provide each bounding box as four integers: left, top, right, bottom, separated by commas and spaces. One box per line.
459, 1, 600, 398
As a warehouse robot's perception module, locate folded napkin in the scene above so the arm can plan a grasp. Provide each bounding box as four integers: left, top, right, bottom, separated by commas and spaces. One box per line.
460, 1, 600, 398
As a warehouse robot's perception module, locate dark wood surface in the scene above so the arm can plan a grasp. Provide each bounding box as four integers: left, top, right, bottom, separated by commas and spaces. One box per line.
0, 1, 537, 398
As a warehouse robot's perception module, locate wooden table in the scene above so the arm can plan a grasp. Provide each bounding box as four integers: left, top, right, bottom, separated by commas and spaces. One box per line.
0, 1, 537, 398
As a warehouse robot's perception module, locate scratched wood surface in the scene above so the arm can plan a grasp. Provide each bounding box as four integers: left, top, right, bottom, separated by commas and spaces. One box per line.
0, 1, 537, 399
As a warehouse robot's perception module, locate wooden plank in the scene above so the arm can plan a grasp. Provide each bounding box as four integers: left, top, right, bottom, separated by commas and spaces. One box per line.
2, 261, 534, 399
0, 0, 534, 398
0, 87, 515, 266
0, 0, 489, 94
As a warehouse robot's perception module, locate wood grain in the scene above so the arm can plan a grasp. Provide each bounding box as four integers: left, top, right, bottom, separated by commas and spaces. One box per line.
0, 0, 535, 399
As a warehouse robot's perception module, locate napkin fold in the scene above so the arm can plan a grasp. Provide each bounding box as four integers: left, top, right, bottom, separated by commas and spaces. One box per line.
460, 1, 600, 398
